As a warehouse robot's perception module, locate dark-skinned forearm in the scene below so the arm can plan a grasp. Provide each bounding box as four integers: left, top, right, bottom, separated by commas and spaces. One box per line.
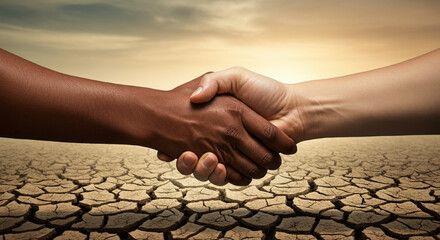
0, 49, 161, 146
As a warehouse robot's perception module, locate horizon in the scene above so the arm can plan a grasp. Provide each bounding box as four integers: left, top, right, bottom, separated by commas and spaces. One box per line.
1, 0, 439, 90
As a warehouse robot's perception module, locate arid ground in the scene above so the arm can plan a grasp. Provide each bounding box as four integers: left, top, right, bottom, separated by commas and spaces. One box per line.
1, 136, 439, 240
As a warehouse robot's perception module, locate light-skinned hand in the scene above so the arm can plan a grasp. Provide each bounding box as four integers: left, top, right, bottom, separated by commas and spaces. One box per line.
159, 67, 303, 185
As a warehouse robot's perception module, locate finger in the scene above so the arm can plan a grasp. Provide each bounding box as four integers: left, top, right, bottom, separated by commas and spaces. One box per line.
157, 151, 174, 162
193, 153, 219, 181
242, 108, 297, 154
225, 165, 251, 186
225, 150, 267, 179
208, 163, 227, 186
237, 132, 282, 170
176, 151, 198, 175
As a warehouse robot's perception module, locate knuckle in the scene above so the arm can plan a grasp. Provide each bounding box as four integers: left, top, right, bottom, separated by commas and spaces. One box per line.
225, 103, 243, 115
261, 153, 275, 166
225, 127, 241, 140
264, 124, 277, 140
258, 152, 281, 170
246, 166, 266, 179
246, 167, 257, 177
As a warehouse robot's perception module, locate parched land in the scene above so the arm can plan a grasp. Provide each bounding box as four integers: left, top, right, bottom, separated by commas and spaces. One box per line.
0, 136, 439, 239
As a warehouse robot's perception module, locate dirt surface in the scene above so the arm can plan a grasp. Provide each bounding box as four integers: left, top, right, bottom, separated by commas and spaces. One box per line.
0, 136, 439, 239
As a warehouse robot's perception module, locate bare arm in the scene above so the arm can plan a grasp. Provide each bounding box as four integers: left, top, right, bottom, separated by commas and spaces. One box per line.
295, 49, 440, 140
178, 49, 440, 185
0, 49, 296, 185
0, 48, 150, 144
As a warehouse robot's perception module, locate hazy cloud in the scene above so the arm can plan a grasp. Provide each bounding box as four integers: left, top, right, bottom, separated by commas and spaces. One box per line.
0, 24, 143, 51
0, 0, 249, 40
1, 0, 439, 44
0, 0, 438, 88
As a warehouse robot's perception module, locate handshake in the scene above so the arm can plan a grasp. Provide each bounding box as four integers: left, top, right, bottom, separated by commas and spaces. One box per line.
152, 67, 302, 186
2, 48, 439, 186
0, 48, 302, 187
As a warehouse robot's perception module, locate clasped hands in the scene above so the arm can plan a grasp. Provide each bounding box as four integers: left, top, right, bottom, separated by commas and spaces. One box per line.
154, 67, 305, 186
2, 48, 438, 183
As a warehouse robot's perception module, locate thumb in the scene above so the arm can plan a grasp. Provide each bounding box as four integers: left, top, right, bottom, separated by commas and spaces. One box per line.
190, 74, 220, 103
190, 67, 249, 104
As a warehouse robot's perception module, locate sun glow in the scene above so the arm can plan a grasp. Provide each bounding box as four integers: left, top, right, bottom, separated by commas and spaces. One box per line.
0, 1, 438, 90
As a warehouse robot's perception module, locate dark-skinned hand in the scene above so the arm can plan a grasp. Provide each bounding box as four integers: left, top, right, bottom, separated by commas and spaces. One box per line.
153, 75, 296, 185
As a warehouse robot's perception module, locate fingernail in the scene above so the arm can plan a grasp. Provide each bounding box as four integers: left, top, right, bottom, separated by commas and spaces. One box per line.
203, 155, 215, 168
183, 155, 194, 167
214, 166, 223, 175
190, 87, 203, 98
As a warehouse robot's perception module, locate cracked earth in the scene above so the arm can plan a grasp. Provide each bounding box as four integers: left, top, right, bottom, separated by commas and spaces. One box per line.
0, 136, 439, 240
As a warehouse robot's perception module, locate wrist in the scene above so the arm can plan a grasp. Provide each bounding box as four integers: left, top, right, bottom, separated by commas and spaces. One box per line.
120, 86, 168, 148
288, 79, 346, 141
276, 83, 308, 143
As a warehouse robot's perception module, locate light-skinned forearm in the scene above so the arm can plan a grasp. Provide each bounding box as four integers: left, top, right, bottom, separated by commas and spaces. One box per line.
292, 49, 440, 141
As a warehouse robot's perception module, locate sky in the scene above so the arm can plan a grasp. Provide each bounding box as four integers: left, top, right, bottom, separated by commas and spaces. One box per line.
1, 0, 439, 90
